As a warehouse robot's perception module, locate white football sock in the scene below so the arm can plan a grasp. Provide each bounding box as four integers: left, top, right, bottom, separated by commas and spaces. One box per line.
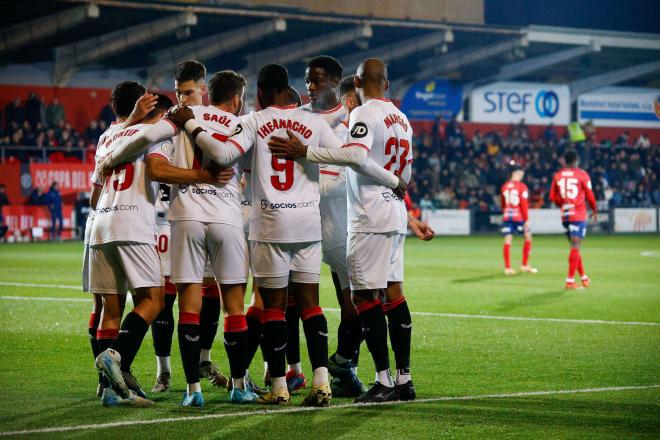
187, 382, 201, 394
375, 369, 394, 388
271, 376, 287, 394
312, 367, 329, 387
232, 377, 245, 390
264, 361, 269, 372
200, 349, 211, 364
156, 356, 170, 377
396, 368, 411, 385
288, 362, 302, 374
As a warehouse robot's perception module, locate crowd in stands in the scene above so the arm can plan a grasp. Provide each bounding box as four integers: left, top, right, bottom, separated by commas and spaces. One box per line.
1, 92, 114, 162
1, 93, 658, 209
410, 117, 659, 210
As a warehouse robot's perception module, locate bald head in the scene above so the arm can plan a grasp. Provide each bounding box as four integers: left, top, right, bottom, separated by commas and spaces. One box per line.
357, 58, 388, 83
355, 58, 389, 101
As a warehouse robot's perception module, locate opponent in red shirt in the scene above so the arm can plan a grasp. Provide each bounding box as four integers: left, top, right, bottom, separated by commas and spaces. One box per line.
550, 149, 597, 289
500, 163, 537, 275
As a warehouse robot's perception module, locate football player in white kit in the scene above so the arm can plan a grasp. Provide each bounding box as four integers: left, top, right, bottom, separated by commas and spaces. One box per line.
269, 59, 415, 403
300, 56, 366, 397
168, 64, 405, 406
148, 61, 232, 395
91, 93, 175, 407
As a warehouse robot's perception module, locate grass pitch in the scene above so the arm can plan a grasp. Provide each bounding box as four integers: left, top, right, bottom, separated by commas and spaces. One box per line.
0, 235, 658, 438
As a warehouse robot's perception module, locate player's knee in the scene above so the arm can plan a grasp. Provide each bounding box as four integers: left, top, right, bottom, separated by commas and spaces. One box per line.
351, 289, 376, 307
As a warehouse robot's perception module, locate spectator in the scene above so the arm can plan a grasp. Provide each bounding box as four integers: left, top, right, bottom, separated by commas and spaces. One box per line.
46, 98, 66, 127
84, 120, 103, 145
419, 194, 434, 210
44, 182, 63, 240
0, 184, 9, 207
26, 187, 46, 205
24, 92, 43, 129
636, 133, 650, 148
99, 100, 115, 126
4, 98, 24, 126
544, 123, 558, 145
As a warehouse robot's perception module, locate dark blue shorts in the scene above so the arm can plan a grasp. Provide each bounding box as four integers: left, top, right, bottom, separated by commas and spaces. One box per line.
501, 220, 525, 235
563, 221, 587, 238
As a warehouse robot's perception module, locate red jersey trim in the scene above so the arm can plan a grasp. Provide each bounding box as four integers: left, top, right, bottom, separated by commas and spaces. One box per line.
343, 142, 369, 151
228, 138, 245, 154
92, 183, 103, 188
146, 152, 169, 161
341, 120, 349, 128
269, 104, 297, 110
373, 98, 391, 103
320, 170, 340, 176
162, 118, 179, 134
211, 132, 228, 142
315, 103, 343, 114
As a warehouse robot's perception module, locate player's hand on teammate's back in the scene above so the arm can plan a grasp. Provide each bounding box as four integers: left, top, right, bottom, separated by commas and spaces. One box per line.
393, 175, 407, 199
166, 105, 194, 128
124, 93, 157, 127
409, 218, 435, 241
268, 129, 307, 159
205, 161, 235, 185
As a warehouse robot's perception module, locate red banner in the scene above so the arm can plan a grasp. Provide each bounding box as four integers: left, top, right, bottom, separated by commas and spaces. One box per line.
1, 205, 75, 241
29, 163, 95, 196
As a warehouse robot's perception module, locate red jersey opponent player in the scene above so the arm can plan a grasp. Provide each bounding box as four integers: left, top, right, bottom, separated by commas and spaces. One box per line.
500, 162, 537, 275
550, 149, 597, 289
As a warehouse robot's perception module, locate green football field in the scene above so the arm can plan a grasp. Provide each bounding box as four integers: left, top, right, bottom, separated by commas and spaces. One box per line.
0, 235, 658, 439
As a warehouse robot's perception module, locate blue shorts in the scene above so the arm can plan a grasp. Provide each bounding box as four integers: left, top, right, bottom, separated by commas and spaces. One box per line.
563, 221, 587, 238
501, 220, 525, 235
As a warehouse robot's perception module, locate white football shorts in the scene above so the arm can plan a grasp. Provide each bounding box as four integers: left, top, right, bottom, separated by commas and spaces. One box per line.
347, 232, 405, 290
90, 242, 163, 295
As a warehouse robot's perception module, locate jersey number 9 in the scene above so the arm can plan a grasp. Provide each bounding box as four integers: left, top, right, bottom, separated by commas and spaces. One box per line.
271, 156, 294, 191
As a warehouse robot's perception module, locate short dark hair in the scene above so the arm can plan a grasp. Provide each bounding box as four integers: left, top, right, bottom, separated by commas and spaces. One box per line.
111, 81, 146, 118
288, 86, 302, 107
257, 64, 289, 95
208, 70, 247, 105
339, 75, 356, 96
564, 149, 579, 165
509, 161, 523, 174
146, 93, 174, 119
174, 60, 206, 83
307, 55, 343, 79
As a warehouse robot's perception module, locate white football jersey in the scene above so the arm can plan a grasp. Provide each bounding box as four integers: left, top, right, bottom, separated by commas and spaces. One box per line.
86, 122, 126, 243
167, 105, 243, 228
345, 98, 413, 234
90, 124, 174, 245
230, 104, 343, 243
301, 103, 350, 251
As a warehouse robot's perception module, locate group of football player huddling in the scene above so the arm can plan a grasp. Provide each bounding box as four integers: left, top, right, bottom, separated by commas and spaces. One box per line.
84, 55, 436, 408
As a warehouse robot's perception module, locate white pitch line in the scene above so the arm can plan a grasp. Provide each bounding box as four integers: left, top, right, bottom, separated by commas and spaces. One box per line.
323, 307, 660, 327
0, 384, 657, 437
0, 281, 79, 290
0, 296, 658, 327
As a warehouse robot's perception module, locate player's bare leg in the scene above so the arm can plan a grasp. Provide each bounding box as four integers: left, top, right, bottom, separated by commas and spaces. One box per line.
220, 282, 257, 403
176, 282, 205, 407
256, 285, 290, 405
520, 228, 538, 273
351, 289, 397, 403
290, 281, 331, 407
384, 281, 415, 400
503, 234, 516, 275
199, 278, 228, 388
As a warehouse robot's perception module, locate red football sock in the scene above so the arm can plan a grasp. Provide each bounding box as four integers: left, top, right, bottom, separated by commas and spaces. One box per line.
522, 240, 531, 266
503, 243, 511, 269
568, 248, 580, 280
577, 254, 585, 277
